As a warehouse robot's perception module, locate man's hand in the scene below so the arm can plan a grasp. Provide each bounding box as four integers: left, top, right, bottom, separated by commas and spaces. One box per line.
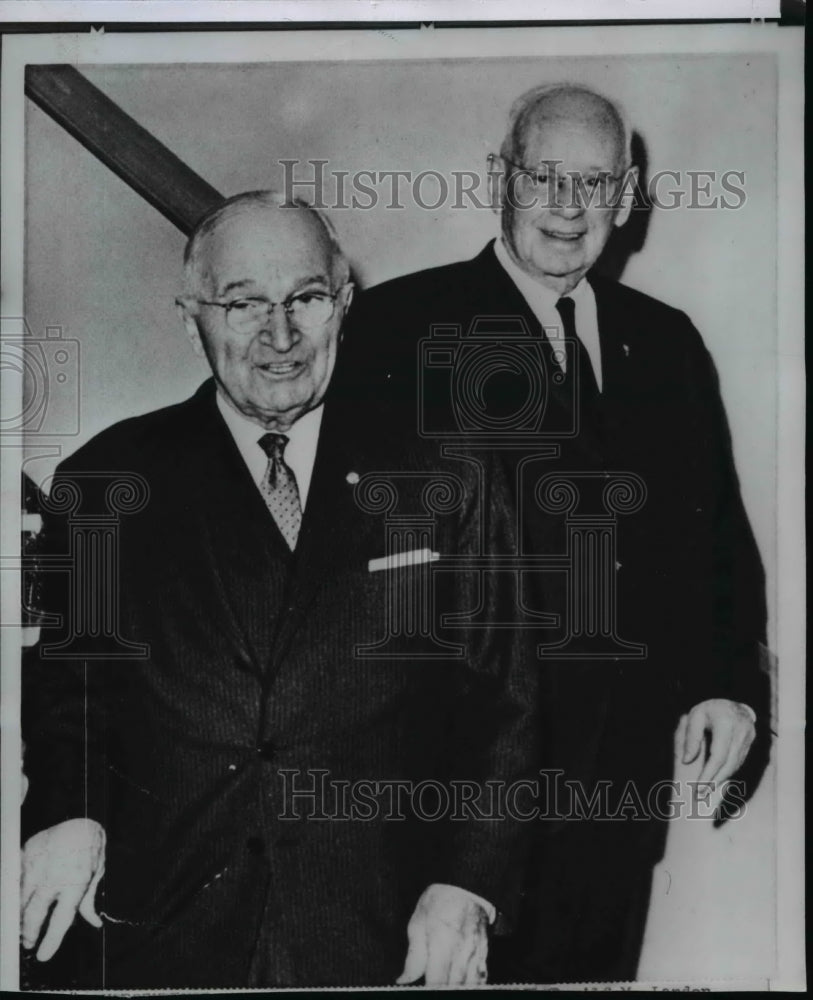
396, 883, 490, 986
21, 818, 106, 961
681, 698, 756, 790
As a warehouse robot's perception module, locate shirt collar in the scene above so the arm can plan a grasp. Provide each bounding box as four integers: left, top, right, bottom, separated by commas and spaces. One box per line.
215, 389, 324, 502
493, 237, 602, 389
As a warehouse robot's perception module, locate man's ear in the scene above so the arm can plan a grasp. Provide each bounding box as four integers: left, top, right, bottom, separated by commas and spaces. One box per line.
613, 165, 640, 229
176, 297, 205, 358
340, 281, 355, 315
336, 282, 355, 345
486, 154, 508, 215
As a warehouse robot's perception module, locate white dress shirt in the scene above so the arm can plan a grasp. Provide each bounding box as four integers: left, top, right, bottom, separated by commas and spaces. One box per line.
216, 391, 323, 510
494, 236, 603, 391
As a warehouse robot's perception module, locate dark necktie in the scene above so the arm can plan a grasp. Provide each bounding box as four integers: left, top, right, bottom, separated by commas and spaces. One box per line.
258, 433, 302, 550
555, 296, 601, 415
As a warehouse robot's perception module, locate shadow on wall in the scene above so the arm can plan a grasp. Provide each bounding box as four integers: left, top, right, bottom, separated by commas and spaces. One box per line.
595, 131, 652, 283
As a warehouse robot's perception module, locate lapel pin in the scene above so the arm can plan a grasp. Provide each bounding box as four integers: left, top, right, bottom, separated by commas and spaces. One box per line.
622, 344, 630, 357
346, 471, 360, 485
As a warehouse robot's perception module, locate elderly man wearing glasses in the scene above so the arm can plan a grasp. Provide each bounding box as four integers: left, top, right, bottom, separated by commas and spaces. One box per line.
341, 84, 770, 983
21, 191, 539, 989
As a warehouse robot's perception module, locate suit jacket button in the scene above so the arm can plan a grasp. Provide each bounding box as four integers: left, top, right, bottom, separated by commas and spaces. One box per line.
246, 836, 264, 855
257, 739, 276, 761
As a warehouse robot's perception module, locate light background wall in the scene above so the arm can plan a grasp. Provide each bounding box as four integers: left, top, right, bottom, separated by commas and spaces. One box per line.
23, 52, 778, 982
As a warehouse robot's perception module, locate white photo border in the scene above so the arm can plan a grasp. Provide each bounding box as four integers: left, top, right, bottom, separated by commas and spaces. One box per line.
0, 21, 804, 993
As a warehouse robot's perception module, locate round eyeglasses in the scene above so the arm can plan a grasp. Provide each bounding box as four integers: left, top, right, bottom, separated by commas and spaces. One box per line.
196, 289, 344, 334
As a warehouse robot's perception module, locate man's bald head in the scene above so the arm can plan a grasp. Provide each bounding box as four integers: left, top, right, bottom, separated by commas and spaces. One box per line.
183, 191, 350, 299
500, 84, 632, 175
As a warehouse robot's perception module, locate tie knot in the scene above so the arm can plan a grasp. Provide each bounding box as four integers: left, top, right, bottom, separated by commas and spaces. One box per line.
258, 432, 290, 461
555, 296, 576, 323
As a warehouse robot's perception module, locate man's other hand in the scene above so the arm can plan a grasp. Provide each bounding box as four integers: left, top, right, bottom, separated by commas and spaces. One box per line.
21, 818, 106, 961
682, 698, 756, 790
396, 883, 490, 986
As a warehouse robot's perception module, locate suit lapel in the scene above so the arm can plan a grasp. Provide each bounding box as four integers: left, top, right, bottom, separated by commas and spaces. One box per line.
590, 274, 633, 401
471, 242, 546, 334
589, 273, 670, 471
267, 397, 380, 666
177, 382, 293, 677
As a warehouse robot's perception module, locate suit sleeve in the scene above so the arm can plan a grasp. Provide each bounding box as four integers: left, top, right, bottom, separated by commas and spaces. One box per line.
21, 463, 112, 839
675, 324, 770, 723
432, 452, 541, 928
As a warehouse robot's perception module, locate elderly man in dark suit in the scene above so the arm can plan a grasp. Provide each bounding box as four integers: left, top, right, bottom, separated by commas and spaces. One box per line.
20, 192, 540, 988
340, 84, 769, 982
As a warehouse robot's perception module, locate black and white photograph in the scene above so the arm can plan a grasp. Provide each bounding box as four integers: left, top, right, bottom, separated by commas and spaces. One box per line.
0, 5, 805, 992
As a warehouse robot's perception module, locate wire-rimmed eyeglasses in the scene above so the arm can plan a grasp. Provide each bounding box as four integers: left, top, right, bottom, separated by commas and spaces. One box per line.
193, 287, 347, 334
500, 156, 627, 207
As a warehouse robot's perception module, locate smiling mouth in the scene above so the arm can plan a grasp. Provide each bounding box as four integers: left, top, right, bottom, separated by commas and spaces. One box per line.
256, 361, 302, 377
541, 229, 585, 242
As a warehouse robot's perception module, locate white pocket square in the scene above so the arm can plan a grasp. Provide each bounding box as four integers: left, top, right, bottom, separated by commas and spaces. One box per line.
368, 548, 440, 572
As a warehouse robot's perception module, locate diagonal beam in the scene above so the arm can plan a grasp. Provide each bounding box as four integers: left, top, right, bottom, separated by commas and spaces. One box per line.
25, 65, 224, 235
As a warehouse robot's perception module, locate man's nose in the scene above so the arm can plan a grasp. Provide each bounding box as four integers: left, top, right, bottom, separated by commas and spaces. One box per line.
257, 304, 297, 351
551, 177, 586, 218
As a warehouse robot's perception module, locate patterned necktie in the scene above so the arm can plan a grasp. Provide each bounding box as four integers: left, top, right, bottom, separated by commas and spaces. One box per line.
258, 433, 302, 550
555, 296, 600, 413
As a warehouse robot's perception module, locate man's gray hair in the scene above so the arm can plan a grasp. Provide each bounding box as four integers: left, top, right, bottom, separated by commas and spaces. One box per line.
183, 190, 351, 296
499, 83, 633, 171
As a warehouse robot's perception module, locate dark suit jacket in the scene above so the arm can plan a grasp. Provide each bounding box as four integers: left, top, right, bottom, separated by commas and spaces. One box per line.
22, 378, 539, 988
340, 240, 769, 863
